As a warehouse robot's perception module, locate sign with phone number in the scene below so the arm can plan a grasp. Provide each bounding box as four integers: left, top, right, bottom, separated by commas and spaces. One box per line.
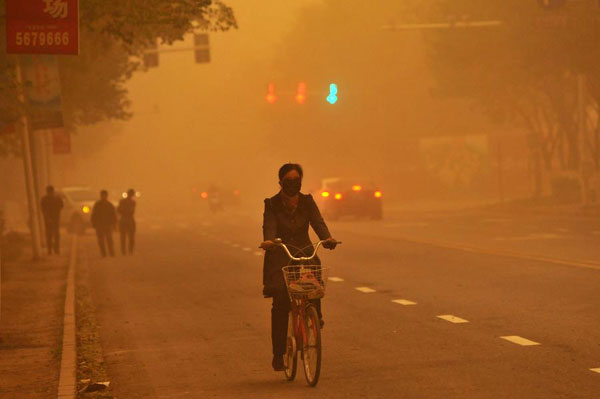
6, 0, 79, 55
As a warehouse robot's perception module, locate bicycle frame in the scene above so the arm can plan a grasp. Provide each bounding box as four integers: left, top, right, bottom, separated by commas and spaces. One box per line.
289, 297, 315, 353
271, 238, 340, 385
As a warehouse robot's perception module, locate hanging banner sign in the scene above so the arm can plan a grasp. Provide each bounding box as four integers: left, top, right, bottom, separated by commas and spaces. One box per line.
51, 128, 70, 154
6, 0, 79, 55
21, 55, 65, 130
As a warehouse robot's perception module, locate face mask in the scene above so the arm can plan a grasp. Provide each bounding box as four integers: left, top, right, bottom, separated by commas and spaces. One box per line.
281, 178, 302, 196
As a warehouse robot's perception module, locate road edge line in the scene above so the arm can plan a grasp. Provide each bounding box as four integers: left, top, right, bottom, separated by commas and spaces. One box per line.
57, 235, 77, 399
393, 235, 600, 272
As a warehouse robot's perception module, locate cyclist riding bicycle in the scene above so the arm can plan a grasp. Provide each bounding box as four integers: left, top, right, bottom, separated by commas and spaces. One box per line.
260, 163, 338, 372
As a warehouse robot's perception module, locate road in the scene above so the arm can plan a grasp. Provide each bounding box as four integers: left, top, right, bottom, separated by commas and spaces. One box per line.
81, 206, 600, 398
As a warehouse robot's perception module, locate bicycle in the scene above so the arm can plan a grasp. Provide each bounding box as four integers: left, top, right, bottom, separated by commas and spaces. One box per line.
273, 238, 341, 387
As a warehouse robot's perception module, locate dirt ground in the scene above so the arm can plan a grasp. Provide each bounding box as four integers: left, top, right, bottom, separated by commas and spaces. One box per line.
75, 244, 113, 399
0, 240, 70, 399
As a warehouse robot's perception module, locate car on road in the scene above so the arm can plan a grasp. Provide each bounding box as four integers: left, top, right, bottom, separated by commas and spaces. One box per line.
314, 178, 383, 220
58, 186, 98, 234
194, 185, 242, 212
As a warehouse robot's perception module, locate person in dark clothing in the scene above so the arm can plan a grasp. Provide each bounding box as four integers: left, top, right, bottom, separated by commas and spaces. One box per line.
40, 185, 63, 255
118, 188, 136, 255
260, 163, 338, 371
91, 190, 116, 257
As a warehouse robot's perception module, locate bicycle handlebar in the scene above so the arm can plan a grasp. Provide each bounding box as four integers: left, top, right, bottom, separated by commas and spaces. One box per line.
272, 238, 341, 262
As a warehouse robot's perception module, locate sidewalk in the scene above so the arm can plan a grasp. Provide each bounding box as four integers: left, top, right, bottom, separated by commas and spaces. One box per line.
0, 237, 72, 399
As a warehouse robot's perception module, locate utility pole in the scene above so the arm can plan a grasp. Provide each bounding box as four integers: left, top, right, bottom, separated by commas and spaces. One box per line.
16, 57, 43, 259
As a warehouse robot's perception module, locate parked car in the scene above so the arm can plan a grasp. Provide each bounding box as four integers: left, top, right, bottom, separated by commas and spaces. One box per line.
314, 178, 383, 220
58, 186, 98, 234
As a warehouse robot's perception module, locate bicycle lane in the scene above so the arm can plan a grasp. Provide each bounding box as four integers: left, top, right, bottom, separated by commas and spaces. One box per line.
198, 213, 600, 398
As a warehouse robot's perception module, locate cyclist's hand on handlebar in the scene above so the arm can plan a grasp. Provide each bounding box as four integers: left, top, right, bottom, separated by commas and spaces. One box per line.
322, 238, 339, 250
260, 240, 276, 250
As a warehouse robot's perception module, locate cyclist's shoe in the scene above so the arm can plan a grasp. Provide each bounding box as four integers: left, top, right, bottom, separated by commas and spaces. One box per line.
319, 318, 325, 329
272, 355, 285, 371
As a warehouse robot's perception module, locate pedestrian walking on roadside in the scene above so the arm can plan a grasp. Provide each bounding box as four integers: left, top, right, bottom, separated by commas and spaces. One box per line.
91, 190, 116, 257
118, 188, 136, 255
40, 185, 63, 255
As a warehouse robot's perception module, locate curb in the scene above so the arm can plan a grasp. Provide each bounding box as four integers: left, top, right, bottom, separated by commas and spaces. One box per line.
57, 235, 77, 399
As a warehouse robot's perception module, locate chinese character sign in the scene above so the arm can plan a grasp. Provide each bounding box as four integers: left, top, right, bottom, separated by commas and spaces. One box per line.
6, 0, 79, 55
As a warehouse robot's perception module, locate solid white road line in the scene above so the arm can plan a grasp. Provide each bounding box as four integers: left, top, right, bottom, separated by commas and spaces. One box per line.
391, 299, 416, 306
328, 277, 344, 282
355, 286, 376, 293
590, 368, 600, 374
499, 336, 540, 346
437, 314, 469, 323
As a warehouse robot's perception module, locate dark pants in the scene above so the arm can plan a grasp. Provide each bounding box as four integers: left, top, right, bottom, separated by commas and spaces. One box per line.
44, 220, 60, 254
95, 227, 115, 257
271, 291, 322, 356
119, 220, 135, 255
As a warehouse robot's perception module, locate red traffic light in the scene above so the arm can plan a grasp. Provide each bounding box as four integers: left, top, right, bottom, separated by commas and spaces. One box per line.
266, 83, 277, 104
295, 82, 307, 104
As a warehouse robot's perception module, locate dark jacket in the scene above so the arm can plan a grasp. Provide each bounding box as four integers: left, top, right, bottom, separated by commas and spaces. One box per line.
40, 194, 63, 223
91, 199, 116, 230
118, 197, 136, 224
262, 192, 331, 295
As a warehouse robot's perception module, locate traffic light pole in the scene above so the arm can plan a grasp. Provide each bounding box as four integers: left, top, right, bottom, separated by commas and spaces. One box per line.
15, 58, 42, 260
577, 73, 589, 206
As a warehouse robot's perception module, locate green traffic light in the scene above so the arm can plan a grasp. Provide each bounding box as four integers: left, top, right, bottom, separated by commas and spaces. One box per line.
327, 83, 338, 104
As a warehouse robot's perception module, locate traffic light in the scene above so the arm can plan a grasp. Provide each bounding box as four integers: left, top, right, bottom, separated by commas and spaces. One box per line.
194, 33, 210, 64
266, 83, 277, 104
143, 42, 159, 68
537, 0, 566, 10
295, 82, 307, 104
326, 83, 338, 105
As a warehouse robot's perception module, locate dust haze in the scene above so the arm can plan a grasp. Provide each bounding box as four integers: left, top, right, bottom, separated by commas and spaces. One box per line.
28, 0, 525, 216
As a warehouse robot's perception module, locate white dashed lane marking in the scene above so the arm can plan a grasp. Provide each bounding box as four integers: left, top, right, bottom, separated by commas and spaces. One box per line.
231, 243, 240, 248
590, 368, 600, 374
391, 299, 416, 306
499, 336, 540, 346
253, 251, 263, 256
328, 277, 344, 282
437, 315, 469, 324
355, 287, 376, 293
242, 247, 252, 252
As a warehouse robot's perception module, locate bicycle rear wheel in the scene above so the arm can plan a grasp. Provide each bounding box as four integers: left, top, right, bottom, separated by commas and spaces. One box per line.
302, 305, 321, 386
284, 311, 297, 381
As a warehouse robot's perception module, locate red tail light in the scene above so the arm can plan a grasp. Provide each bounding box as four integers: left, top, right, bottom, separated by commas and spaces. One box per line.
321, 191, 330, 198
201, 192, 208, 199
334, 193, 343, 200
374, 191, 382, 198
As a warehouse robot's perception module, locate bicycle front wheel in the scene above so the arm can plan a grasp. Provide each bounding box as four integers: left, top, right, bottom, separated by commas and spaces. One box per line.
284, 311, 297, 381
302, 305, 321, 386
